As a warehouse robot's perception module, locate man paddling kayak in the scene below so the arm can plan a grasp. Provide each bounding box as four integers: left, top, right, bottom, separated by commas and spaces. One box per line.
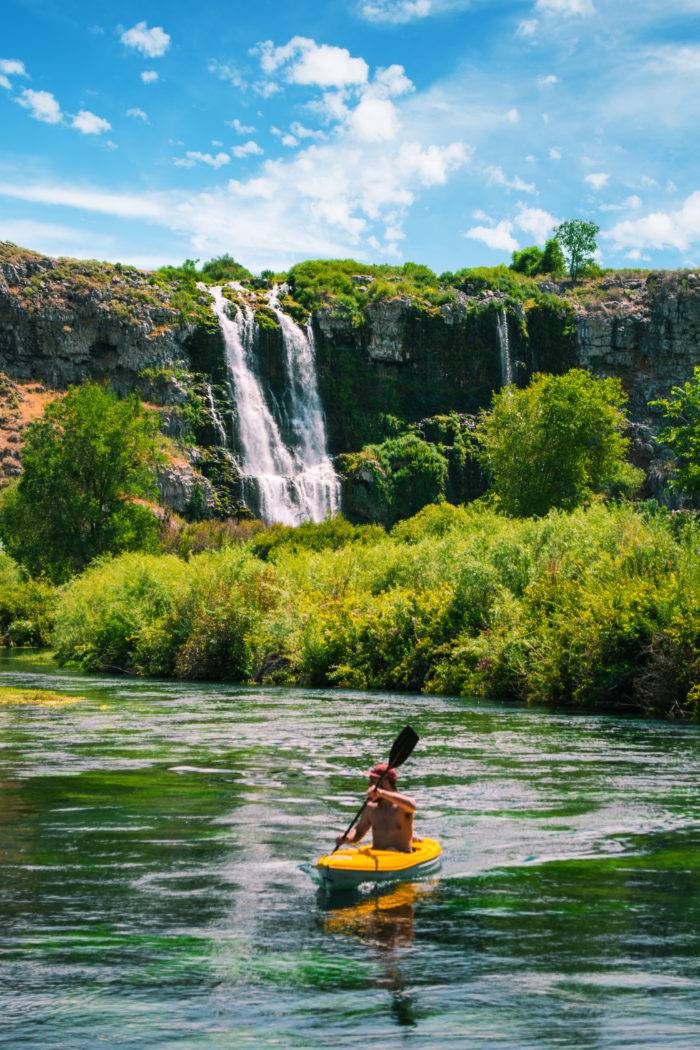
336, 762, 417, 852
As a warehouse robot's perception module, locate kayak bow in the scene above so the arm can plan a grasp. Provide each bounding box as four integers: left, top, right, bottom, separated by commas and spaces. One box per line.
316, 837, 442, 887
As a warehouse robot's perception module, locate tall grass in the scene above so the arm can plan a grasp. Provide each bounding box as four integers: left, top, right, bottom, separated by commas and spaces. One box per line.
52, 503, 700, 718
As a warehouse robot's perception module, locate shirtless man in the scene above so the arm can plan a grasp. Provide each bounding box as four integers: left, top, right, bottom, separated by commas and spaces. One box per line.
336, 762, 417, 853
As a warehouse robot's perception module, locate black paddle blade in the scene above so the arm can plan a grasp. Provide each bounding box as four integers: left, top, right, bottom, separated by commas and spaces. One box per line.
387, 724, 419, 771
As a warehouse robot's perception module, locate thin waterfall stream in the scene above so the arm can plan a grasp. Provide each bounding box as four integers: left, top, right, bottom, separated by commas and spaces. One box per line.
210, 285, 339, 524
497, 308, 514, 387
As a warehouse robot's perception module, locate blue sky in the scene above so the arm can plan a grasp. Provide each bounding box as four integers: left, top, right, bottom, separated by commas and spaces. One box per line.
1, 0, 699, 271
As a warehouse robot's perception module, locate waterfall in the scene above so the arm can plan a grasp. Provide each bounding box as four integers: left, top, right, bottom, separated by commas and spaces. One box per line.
497, 308, 514, 387
203, 382, 228, 447
210, 285, 339, 525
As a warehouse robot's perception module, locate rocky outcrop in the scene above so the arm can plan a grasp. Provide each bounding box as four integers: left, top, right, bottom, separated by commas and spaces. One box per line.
570, 272, 700, 417
1, 242, 698, 520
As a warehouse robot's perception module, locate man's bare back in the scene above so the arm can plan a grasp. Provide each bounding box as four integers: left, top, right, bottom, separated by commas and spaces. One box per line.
336, 762, 417, 853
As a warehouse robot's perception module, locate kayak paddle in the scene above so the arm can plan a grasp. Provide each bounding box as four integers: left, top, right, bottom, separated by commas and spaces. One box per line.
331, 724, 419, 853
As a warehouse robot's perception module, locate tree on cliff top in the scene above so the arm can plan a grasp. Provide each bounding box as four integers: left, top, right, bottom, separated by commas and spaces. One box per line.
0, 384, 163, 582
554, 220, 600, 282
477, 370, 643, 517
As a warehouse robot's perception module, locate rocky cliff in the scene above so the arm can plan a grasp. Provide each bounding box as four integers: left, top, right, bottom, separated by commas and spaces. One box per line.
1, 241, 698, 520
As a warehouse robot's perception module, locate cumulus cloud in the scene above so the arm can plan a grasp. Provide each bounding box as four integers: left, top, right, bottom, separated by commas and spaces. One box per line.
141, 70, 159, 84
549, 147, 562, 160
0, 58, 27, 90
514, 204, 557, 243
348, 96, 399, 141
231, 140, 264, 158
227, 117, 255, 134
72, 110, 111, 135
16, 88, 62, 125
585, 171, 610, 190
174, 151, 231, 170
126, 107, 149, 122
606, 190, 700, 252
120, 21, 171, 58
535, 0, 595, 14
485, 165, 537, 194
257, 37, 368, 88
466, 220, 518, 252
537, 74, 558, 86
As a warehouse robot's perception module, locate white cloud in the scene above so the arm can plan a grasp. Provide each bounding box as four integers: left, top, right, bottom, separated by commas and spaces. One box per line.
0, 58, 27, 76
0, 181, 165, 220
400, 141, 469, 185
231, 140, 264, 158
257, 37, 368, 88
485, 165, 537, 194
535, 0, 595, 14
281, 134, 298, 147
227, 117, 255, 134
537, 74, 558, 86
16, 88, 62, 125
599, 194, 642, 213
208, 61, 246, 89
549, 147, 561, 160
126, 107, 149, 122
0, 58, 27, 89
359, 0, 432, 23
606, 189, 700, 252
505, 107, 520, 123
585, 171, 610, 190
348, 96, 399, 141
466, 220, 518, 252
290, 121, 325, 140
472, 208, 494, 223
174, 151, 231, 170
370, 65, 415, 99
72, 110, 111, 135
140, 70, 159, 84
120, 21, 171, 58
514, 204, 557, 243
645, 45, 700, 75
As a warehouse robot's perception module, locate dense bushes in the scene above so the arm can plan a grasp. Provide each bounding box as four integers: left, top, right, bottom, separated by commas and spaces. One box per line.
52, 503, 699, 719
0, 553, 56, 646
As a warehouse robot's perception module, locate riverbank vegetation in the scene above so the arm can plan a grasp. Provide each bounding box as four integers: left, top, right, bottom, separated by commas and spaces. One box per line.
48, 502, 698, 719
0, 361, 698, 719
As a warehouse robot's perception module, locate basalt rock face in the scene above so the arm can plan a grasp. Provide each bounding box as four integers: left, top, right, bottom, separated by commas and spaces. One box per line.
570, 272, 700, 417
0, 245, 239, 516
313, 293, 511, 453
1, 243, 699, 522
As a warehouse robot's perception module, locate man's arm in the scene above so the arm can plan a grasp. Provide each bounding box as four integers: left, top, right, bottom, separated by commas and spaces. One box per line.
337, 809, 371, 846
374, 787, 416, 813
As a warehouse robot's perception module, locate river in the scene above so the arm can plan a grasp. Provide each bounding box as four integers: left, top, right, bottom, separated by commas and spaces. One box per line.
1, 652, 699, 1048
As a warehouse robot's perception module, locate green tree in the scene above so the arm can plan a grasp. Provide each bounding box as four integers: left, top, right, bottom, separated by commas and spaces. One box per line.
511, 245, 544, 276
554, 220, 600, 282
651, 367, 700, 501
378, 432, 448, 525
477, 369, 642, 516
540, 238, 567, 277
0, 384, 163, 582
200, 254, 252, 284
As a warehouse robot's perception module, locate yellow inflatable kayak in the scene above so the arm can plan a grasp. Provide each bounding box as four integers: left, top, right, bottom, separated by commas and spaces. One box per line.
316, 837, 442, 887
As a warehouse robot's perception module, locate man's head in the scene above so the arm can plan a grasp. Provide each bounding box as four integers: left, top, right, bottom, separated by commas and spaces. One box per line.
368, 761, 397, 787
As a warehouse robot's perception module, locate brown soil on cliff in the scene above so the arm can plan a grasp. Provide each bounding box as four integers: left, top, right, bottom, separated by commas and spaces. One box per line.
0, 375, 59, 482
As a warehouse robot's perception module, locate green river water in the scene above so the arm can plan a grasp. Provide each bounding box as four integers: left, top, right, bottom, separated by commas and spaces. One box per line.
1, 650, 699, 1048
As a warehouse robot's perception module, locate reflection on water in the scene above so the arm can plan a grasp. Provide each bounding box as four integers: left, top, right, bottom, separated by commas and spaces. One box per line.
321, 882, 436, 1028
1, 650, 699, 1048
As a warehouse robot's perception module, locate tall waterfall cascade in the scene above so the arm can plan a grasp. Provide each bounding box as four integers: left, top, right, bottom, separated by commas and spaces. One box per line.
210, 285, 340, 525
497, 309, 514, 387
